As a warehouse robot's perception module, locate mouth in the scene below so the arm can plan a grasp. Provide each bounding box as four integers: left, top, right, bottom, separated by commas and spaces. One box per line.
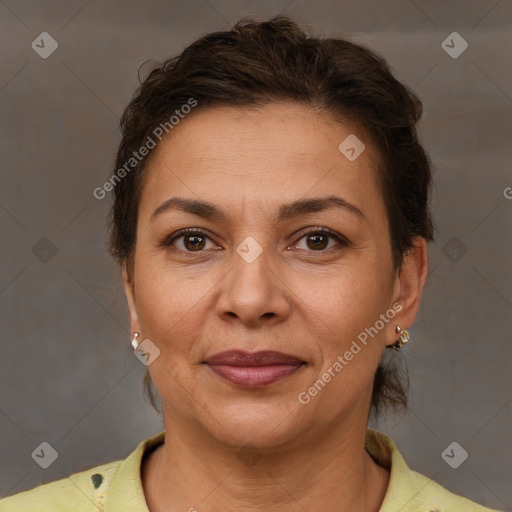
203, 350, 307, 388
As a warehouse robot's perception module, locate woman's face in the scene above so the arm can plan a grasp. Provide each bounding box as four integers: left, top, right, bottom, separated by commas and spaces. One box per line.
124, 102, 425, 449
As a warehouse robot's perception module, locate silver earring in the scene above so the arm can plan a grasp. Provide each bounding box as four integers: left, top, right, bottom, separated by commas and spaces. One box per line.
131, 332, 140, 350
389, 326, 409, 351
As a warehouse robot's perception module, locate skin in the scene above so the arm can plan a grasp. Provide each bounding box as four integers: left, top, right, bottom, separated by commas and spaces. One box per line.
123, 101, 429, 512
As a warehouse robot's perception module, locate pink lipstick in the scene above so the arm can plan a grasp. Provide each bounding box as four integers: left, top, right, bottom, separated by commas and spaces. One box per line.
204, 350, 305, 388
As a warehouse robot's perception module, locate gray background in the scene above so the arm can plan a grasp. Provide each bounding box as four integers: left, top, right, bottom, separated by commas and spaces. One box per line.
0, 0, 511, 509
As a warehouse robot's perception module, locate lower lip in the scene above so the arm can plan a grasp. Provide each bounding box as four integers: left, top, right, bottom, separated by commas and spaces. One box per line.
206, 363, 304, 388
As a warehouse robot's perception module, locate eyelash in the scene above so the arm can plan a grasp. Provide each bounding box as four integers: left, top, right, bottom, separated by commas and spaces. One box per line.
160, 227, 350, 255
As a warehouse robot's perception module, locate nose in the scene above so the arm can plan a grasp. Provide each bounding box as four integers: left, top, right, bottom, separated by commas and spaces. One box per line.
215, 241, 291, 328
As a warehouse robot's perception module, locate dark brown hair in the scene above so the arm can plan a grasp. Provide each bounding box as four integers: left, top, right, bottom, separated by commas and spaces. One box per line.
108, 15, 435, 420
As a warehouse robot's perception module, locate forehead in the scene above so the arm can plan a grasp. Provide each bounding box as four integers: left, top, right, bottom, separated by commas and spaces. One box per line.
148, 102, 375, 167
139, 102, 385, 224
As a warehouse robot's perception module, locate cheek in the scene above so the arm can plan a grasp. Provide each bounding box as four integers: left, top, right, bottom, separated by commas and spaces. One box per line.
133, 259, 206, 346
306, 281, 387, 409
312, 263, 383, 324
134, 271, 205, 396
301, 265, 389, 369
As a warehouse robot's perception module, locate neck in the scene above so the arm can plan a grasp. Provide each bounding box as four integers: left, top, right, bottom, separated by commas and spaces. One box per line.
141, 420, 389, 512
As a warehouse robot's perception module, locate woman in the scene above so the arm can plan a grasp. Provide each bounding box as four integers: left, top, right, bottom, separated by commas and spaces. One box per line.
0, 15, 503, 512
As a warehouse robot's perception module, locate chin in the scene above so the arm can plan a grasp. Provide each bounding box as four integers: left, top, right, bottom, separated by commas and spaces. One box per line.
201, 401, 306, 450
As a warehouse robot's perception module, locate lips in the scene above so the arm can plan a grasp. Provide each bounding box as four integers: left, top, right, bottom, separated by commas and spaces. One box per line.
204, 350, 306, 388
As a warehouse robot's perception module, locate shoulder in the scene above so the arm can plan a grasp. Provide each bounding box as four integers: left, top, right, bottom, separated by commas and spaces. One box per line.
403, 468, 504, 512
0, 430, 165, 512
0, 461, 122, 512
365, 429, 504, 512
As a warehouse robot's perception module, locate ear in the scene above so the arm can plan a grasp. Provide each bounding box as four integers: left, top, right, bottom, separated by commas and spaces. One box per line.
122, 262, 141, 336
386, 237, 429, 347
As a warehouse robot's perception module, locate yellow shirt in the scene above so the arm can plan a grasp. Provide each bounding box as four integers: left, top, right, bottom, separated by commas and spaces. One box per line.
0, 429, 503, 511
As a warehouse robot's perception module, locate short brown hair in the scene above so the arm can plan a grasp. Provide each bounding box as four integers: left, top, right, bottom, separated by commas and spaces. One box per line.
108, 15, 435, 420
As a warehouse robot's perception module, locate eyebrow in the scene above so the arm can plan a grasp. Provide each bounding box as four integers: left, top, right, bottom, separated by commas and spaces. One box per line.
151, 196, 367, 224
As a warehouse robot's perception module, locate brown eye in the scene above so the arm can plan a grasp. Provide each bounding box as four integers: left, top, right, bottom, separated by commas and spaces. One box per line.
294, 228, 348, 252
163, 229, 217, 252
182, 234, 206, 251
305, 233, 329, 250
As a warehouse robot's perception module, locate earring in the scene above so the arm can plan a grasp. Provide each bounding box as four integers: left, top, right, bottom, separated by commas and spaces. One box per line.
389, 326, 409, 351
131, 332, 140, 350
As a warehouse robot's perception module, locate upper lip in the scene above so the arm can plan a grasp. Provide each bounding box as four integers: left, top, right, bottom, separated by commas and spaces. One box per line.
205, 350, 305, 367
